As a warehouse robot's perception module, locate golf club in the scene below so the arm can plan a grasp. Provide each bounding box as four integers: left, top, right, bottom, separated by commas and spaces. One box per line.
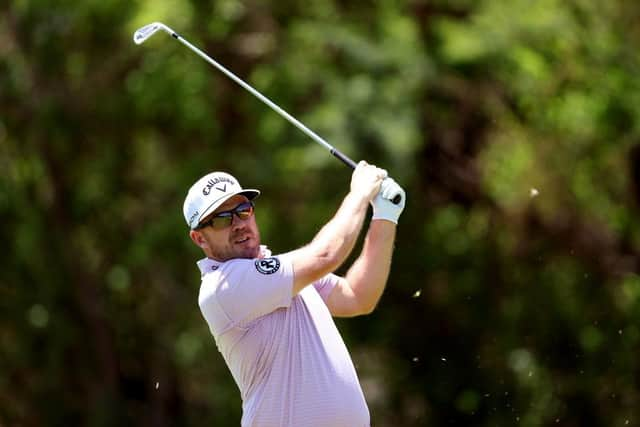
133, 22, 402, 204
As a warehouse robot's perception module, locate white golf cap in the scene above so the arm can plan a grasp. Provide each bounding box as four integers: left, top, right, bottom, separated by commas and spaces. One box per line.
183, 171, 260, 229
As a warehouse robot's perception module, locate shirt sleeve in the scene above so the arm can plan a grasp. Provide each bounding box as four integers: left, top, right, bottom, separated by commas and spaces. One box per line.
313, 273, 341, 303
208, 256, 294, 327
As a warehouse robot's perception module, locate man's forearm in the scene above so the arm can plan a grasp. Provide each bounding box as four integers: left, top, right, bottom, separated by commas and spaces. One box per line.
344, 220, 397, 314
310, 192, 369, 268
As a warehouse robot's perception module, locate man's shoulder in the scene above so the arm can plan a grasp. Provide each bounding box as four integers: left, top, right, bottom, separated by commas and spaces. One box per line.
220, 254, 288, 275
199, 256, 284, 290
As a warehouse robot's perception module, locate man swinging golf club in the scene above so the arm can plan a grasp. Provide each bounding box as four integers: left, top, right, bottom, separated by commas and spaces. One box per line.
135, 21, 407, 425
184, 162, 405, 426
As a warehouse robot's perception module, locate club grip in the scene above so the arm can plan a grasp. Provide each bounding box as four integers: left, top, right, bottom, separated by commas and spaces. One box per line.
331, 148, 358, 169
331, 149, 402, 205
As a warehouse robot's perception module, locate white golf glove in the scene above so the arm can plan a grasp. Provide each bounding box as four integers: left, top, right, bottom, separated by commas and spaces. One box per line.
371, 177, 406, 224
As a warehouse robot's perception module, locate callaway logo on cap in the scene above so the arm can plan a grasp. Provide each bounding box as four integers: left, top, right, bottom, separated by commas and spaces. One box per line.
183, 172, 260, 229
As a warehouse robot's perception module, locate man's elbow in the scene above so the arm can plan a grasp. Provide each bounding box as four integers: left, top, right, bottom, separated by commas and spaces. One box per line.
356, 300, 378, 316
310, 238, 347, 270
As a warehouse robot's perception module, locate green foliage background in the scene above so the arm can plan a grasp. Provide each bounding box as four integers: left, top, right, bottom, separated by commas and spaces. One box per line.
2, 0, 640, 425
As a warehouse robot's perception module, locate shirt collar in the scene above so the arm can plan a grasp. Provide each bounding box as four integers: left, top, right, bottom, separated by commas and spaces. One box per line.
196, 245, 272, 276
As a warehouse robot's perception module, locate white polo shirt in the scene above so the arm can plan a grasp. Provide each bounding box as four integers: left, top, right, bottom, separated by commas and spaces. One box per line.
197, 246, 370, 427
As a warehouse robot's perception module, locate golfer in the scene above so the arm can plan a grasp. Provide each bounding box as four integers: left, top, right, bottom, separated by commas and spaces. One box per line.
183, 162, 405, 427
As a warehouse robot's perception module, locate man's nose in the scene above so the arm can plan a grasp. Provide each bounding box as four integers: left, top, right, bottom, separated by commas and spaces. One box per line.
231, 213, 249, 230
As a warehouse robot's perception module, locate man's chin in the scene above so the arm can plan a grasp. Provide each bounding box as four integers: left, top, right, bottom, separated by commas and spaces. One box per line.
236, 244, 260, 259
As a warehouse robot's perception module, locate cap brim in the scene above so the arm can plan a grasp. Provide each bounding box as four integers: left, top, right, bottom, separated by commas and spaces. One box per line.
193, 189, 260, 229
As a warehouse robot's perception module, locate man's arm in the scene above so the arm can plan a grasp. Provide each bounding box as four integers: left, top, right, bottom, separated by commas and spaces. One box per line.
325, 220, 396, 317
325, 178, 406, 317
285, 162, 387, 295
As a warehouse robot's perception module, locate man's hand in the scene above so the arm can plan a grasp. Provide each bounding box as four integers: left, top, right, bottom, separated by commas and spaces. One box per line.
371, 177, 406, 224
350, 161, 387, 202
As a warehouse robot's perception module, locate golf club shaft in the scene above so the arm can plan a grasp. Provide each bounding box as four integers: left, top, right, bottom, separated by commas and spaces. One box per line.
135, 23, 401, 204
169, 31, 358, 169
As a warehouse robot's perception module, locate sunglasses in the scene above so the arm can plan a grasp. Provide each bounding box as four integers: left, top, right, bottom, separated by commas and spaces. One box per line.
196, 201, 255, 230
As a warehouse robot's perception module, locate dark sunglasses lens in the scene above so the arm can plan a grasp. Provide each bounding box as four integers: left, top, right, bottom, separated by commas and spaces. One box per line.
236, 203, 254, 219
210, 215, 233, 229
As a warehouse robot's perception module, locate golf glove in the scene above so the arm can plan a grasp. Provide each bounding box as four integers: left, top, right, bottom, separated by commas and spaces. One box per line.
371, 177, 406, 224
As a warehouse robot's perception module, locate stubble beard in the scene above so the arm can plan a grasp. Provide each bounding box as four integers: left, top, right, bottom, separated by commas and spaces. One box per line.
212, 229, 261, 261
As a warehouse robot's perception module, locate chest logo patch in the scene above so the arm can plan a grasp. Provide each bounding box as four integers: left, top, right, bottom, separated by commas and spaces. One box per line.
255, 257, 280, 275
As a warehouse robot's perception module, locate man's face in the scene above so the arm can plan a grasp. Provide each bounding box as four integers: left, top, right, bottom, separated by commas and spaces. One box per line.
190, 195, 261, 261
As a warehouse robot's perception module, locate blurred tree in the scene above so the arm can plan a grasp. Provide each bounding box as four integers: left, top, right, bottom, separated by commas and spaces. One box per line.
1, 0, 639, 426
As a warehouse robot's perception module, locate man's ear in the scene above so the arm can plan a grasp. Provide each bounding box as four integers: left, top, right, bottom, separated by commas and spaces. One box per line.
189, 230, 208, 249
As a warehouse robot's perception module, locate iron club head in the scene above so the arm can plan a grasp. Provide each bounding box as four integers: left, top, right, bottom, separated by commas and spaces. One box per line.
133, 22, 174, 45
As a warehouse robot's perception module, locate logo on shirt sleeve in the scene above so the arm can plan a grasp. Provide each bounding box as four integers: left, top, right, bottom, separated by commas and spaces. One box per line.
255, 257, 281, 275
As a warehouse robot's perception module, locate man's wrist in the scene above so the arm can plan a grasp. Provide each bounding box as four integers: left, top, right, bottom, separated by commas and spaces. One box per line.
371, 211, 400, 224
345, 191, 371, 211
